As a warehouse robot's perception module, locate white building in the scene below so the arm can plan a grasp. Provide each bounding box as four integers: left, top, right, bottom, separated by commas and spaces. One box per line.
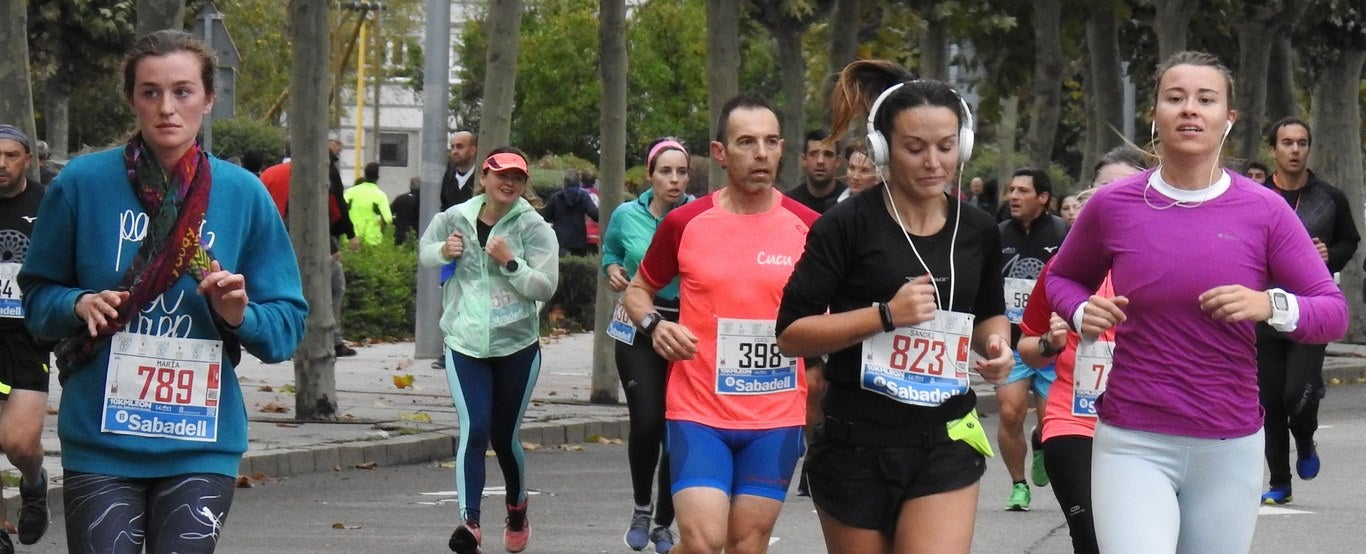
334, 0, 482, 199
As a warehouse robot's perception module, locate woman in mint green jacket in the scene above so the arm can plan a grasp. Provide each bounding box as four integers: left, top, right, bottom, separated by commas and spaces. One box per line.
418, 147, 558, 554
601, 138, 692, 552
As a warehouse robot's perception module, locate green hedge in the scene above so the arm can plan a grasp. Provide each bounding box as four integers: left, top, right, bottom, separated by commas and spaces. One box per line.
340, 235, 602, 340
542, 254, 600, 332
341, 235, 417, 341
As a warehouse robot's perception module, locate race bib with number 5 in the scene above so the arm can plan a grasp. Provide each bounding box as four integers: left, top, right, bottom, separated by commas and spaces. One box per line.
1072, 336, 1114, 417
715, 318, 797, 395
861, 310, 974, 407
1003, 277, 1035, 325
101, 332, 223, 442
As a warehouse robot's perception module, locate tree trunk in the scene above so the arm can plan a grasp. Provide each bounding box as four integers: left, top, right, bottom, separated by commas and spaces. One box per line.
1026, 0, 1062, 171
774, 27, 806, 190
1234, 18, 1272, 165
477, 0, 523, 160
1266, 37, 1298, 120
1152, 0, 1199, 61
288, 0, 338, 421
0, 0, 38, 184
591, 0, 627, 405
918, 20, 948, 81
415, 0, 452, 361
44, 81, 71, 160
821, 0, 861, 123
1080, 72, 1098, 187
136, 0, 185, 35
997, 95, 1019, 187
1309, 47, 1365, 341
706, 0, 740, 191
1087, 10, 1125, 160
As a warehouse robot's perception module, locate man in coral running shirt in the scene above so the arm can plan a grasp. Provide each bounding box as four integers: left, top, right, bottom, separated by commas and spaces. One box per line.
625, 94, 819, 554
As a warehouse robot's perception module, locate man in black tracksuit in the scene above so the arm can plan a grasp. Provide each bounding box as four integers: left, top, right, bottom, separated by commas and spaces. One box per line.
996, 167, 1068, 511
1256, 117, 1359, 505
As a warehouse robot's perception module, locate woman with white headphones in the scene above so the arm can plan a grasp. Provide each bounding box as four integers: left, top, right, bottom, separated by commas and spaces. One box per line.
776, 59, 1013, 553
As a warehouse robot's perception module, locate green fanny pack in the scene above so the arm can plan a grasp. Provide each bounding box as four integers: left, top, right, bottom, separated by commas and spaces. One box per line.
946, 410, 994, 458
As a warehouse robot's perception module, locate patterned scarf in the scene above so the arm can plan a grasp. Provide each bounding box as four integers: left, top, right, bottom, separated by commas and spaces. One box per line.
55, 135, 219, 377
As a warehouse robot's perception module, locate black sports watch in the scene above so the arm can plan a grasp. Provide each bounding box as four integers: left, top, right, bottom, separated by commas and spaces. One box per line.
504, 259, 519, 272
1038, 337, 1061, 358
638, 312, 663, 335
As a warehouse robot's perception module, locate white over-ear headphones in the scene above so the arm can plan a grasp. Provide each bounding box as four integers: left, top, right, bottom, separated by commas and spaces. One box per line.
866, 81, 975, 167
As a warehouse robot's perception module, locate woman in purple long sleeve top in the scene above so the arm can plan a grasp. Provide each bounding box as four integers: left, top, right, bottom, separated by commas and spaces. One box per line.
1045, 51, 1347, 553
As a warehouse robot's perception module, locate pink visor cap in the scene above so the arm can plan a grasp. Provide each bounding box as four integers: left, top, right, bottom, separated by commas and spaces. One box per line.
483, 152, 529, 175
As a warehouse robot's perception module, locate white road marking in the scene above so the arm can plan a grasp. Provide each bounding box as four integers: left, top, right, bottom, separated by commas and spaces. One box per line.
1259, 506, 1312, 515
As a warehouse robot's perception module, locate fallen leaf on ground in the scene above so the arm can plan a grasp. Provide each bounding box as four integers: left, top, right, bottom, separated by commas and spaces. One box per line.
355, 461, 378, 470
235, 475, 254, 488
439, 461, 456, 469
547, 391, 557, 396
560, 444, 586, 452
279, 383, 297, 394
594, 436, 623, 445
46, 407, 58, 415
258, 402, 289, 414
392, 374, 415, 389
399, 412, 432, 423
258, 385, 274, 392
274, 422, 299, 428
521, 442, 542, 451
331, 523, 362, 529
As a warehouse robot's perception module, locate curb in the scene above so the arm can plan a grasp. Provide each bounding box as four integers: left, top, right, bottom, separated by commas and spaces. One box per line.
237, 417, 631, 479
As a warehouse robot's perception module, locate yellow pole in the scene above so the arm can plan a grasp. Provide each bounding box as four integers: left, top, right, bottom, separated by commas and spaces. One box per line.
352, 16, 368, 183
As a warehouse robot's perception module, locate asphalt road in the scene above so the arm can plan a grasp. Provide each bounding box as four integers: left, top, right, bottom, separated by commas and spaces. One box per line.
31, 383, 1366, 553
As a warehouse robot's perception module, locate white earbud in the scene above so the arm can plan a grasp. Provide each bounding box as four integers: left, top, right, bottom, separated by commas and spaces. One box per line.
1223, 120, 1232, 137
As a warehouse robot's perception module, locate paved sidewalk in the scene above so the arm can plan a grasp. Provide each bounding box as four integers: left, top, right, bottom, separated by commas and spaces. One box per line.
6, 333, 1366, 517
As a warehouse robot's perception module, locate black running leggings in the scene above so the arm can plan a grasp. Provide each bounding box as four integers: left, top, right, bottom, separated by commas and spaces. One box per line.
63, 471, 237, 554
1256, 329, 1325, 488
615, 309, 676, 527
1042, 435, 1098, 554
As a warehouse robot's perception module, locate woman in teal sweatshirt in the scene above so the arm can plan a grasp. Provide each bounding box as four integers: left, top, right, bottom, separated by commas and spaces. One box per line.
18, 31, 306, 552
601, 138, 692, 553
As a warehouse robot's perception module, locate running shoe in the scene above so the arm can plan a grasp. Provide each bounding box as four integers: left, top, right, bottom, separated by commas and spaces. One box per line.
17, 469, 48, 545
650, 526, 675, 553
1031, 450, 1049, 487
1261, 486, 1292, 505
504, 500, 530, 553
0, 529, 12, 554
1005, 482, 1031, 511
448, 522, 482, 553
624, 508, 651, 550
1030, 427, 1049, 487
1297, 442, 1320, 480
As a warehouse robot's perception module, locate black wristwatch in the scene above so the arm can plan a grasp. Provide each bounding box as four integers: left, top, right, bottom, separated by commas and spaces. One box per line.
638, 312, 663, 335
504, 259, 519, 272
1038, 337, 1061, 358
